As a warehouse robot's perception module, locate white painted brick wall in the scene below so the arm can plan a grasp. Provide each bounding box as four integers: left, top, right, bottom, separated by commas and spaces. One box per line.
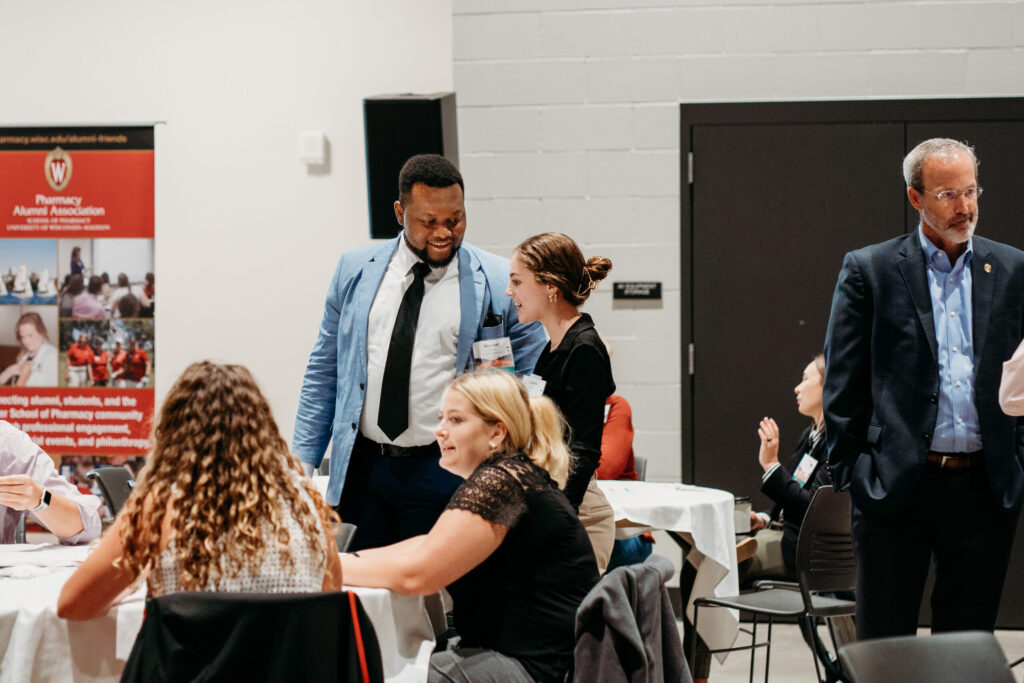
453, 0, 1024, 492
459, 107, 540, 152
541, 105, 634, 150
818, 4, 915, 50
492, 60, 588, 105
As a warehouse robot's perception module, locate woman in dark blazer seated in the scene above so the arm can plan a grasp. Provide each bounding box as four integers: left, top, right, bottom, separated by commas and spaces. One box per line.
745, 353, 832, 579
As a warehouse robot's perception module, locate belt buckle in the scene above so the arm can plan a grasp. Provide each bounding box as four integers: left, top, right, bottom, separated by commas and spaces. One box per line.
941, 455, 952, 469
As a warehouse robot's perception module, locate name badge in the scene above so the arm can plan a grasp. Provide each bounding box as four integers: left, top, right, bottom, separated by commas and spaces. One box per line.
472, 336, 515, 372
791, 452, 819, 487
521, 373, 546, 398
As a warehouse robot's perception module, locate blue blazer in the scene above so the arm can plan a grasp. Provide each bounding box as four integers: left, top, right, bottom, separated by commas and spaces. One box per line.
824, 232, 1024, 517
293, 238, 546, 505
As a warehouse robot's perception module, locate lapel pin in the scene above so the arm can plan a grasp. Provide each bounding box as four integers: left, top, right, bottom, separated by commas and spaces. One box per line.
984, 263, 992, 273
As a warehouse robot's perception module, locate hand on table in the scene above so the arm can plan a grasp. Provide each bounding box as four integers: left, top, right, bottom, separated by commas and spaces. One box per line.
0, 474, 44, 511
757, 417, 780, 471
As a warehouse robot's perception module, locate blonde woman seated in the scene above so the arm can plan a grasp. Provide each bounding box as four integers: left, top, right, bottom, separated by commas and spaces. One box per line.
342, 371, 599, 683
58, 362, 342, 621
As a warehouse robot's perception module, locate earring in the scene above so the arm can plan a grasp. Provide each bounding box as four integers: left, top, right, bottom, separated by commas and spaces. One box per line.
548, 292, 556, 303
488, 442, 499, 452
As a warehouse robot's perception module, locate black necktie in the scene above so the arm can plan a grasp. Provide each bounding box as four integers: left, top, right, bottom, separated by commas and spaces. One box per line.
378, 261, 431, 440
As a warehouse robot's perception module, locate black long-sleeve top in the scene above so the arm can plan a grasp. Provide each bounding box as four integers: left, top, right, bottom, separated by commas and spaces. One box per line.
533, 314, 615, 509
761, 425, 831, 569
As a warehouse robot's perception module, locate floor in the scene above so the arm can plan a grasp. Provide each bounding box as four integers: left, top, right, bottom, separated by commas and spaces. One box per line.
697, 621, 1024, 682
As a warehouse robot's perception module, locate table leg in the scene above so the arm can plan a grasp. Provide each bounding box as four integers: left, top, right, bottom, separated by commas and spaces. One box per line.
670, 531, 712, 680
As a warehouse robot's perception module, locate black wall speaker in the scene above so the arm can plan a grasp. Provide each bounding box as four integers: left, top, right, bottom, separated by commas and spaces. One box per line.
364, 92, 459, 239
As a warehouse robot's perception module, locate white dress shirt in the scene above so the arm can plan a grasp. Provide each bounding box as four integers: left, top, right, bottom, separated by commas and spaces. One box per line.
361, 239, 460, 446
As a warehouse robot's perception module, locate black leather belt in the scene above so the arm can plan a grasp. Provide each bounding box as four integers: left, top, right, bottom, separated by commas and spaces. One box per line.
358, 433, 437, 458
926, 451, 982, 470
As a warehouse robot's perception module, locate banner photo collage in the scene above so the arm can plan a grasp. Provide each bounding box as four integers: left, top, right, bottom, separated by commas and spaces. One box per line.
0, 126, 154, 476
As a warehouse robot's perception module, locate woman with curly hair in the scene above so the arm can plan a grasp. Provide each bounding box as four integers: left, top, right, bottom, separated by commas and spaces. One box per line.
342, 371, 598, 682
57, 361, 342, 620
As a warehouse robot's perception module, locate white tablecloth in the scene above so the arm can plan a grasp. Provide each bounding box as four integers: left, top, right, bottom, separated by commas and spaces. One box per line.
597, 481, 740, 656
0, 545, 440, 683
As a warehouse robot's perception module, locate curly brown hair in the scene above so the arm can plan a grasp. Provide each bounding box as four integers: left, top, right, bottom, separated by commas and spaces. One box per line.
118, 361, 338, 591
514, 232, 612, 307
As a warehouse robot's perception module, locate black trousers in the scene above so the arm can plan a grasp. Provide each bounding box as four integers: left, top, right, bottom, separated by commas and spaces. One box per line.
851, 463, 1020, 640
338, 434, 463, 552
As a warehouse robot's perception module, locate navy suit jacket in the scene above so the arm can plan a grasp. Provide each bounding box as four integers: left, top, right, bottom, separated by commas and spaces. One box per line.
823, 232, 1024, 517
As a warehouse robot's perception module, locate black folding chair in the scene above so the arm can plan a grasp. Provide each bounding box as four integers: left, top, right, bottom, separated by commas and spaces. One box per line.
121, 590, 384, 682
838, 631, 1014, 683
691, 486, 855, 683
87, 466, 135, 517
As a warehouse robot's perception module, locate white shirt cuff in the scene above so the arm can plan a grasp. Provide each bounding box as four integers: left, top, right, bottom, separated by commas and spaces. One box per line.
761, 461, 782, 483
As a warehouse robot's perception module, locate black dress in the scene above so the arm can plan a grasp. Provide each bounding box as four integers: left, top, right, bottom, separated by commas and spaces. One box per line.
445, 453, 599, 683
761, 425, 831, 570
532, 314, 615, 509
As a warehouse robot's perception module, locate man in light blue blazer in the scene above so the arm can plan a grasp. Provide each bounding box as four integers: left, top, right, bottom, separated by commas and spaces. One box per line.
294, 155, 546, 550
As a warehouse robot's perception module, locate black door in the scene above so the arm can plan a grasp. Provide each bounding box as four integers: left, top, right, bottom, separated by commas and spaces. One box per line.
690, 121, 902, 494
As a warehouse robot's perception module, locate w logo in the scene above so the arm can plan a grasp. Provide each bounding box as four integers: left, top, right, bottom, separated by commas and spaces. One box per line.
44, 147, 73, 191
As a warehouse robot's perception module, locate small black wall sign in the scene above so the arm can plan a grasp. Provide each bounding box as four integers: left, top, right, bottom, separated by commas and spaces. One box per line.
613, 281, 662, 300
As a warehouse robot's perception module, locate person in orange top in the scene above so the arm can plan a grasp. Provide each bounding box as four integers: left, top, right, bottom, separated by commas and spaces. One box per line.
89, 339, 109, 387
598, 394, 654, 572
117, 338, 150, 388
109, 340, 125, 379
65, 334, 94, 387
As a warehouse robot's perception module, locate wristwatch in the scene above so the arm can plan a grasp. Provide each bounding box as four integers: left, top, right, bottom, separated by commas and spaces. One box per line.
30, 489, 52, 513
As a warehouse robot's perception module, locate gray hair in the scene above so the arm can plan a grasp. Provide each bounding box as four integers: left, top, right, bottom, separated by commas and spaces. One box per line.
902, 138, 978, 190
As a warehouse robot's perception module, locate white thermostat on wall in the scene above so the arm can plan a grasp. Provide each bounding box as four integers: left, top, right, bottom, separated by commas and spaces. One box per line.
298, 131, 326, 165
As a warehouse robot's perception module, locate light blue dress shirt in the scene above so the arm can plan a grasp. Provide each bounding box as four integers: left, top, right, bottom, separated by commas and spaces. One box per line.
918, 226, 982, 453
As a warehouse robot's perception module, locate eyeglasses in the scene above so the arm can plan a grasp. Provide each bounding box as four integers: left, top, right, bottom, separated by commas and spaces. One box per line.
916, 186, 983, 202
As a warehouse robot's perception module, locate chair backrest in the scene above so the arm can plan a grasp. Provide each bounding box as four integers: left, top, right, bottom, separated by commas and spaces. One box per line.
121, 590, 384, 683
336, 522, 357, 553
86, 466, 135, 517
571, 554, 691, 682
633, 455, 647, 481
794, 485, 856, 610
838, 631, 1015, 683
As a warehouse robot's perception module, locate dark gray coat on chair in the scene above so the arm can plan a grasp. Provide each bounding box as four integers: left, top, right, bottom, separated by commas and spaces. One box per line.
571, 554, 692, 683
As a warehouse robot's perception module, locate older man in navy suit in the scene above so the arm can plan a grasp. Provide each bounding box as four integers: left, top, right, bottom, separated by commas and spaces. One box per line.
824, 138, 1024, 639
294, 155, 546, 551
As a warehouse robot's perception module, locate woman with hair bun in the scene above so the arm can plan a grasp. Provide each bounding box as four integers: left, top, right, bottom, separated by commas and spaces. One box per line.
342, 371, 598, 683
506, 232, 617, 573
57, 361, 342, 620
